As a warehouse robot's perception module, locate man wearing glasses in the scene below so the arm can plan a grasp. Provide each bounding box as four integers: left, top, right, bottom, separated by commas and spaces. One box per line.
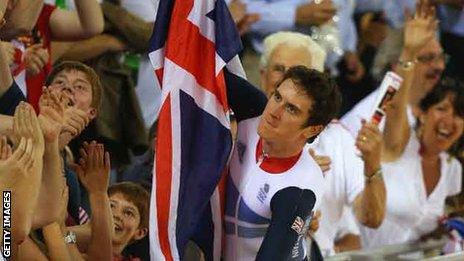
341, 23, 446, 136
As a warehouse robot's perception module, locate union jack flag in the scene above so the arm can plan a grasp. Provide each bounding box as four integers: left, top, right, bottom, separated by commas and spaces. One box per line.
148, 0, 244, 260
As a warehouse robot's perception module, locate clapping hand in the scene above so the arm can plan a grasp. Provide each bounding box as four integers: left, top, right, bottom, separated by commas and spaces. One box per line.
0, 136, 34, 187
58, 91, 92, 148
12, 102, 44, 157
72, 141, 111, 195
24, 44, 50, 76
38, 87, 67, 143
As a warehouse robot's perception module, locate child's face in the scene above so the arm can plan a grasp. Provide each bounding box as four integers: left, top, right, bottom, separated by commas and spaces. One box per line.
109, 193, 147, 249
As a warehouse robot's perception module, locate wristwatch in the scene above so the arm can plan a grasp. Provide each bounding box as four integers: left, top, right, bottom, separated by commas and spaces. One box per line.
63, 231, 77, 244
365, 168, 383, 183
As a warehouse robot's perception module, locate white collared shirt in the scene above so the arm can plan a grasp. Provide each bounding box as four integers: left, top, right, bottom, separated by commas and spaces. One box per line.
311, 122, 364, 256
359, 133, 462, 249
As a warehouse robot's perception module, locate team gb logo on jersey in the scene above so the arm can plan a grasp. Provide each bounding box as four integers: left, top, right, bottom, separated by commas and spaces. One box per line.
291, 216, 305, 235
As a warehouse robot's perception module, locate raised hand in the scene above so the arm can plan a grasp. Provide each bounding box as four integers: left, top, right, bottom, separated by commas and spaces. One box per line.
62, 107, 91, 137
237, 13, 260, 35
0, 136, 12, 161
355, 120, 382, 175
38, 87, 67, 143
59, 107, 92, 149
229, 0, 247, 24
73, 141, 111, 195
0, 137, 34, 186
296, 0, 337, 26
404, 0, 438, 56
24, 44, 50, 76
72, 141, 113, 261
228, 0, 260, 35
13, 102, 45, 156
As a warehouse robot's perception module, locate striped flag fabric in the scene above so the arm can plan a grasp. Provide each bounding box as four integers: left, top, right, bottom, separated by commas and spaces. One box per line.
148, 0, 244, 260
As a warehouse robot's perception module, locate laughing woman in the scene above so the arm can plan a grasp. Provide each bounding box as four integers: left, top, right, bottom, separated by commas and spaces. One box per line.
360, 77, 464, 249
357, 0, 463, 250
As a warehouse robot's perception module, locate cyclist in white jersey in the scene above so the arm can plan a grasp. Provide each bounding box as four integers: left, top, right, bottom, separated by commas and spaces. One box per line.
224, 66, 341, 260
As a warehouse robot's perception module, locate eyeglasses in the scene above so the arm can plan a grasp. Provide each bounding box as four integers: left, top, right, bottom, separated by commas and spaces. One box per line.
270, 64, 288, 74
416, 52, 449, 64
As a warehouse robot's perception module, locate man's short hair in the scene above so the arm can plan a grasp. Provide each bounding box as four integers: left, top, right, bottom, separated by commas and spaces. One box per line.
45, 61, 103, 112
260, 31, 326, 72
108, 182, 150, 229
277, 66, 341, 127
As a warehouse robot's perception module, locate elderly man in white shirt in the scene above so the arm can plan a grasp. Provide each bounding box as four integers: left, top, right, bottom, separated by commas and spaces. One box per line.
258, 31, 386, 256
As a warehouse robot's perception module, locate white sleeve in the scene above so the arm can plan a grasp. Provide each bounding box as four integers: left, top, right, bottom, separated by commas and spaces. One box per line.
340, 90, 379, 137
336, 0, 357, 52
447, 158, 462, 197
335, 208, 360, 239
342, 133, 364, 205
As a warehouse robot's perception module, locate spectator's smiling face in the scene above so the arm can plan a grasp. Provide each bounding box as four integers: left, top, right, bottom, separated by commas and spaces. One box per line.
421, 94, 464, 152
261, 44, 312, 97
110, 193, 147, 250
48, 69, 95, 115
258, 79, 316, 143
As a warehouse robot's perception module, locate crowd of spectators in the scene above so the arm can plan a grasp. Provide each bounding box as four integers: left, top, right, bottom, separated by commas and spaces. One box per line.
1, 0, 464, 260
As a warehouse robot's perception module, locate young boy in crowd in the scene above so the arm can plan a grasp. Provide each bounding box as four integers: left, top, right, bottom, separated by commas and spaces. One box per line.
72, 144, 150, 260
108, 182, 149, 260
0, 60, 103, 226
69, 145, 150, 260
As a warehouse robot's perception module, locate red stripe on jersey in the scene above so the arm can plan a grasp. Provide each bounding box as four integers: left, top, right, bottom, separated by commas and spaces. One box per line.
255, 138, 302, 174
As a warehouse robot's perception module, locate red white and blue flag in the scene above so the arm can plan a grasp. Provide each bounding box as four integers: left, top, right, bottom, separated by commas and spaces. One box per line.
148, 0, 244, 260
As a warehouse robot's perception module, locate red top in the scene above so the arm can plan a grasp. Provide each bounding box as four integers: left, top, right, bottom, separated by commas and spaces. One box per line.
25, 4, 55, 112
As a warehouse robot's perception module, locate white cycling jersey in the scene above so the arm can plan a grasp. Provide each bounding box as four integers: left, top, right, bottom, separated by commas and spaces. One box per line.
224, 117, 326, 261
